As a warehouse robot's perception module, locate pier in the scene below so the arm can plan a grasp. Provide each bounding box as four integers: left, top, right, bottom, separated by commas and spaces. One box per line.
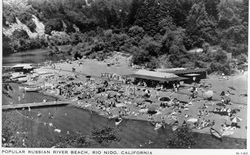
2, 100, 76, 111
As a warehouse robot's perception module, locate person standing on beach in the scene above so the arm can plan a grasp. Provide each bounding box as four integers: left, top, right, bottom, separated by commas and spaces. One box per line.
22, 91, 25, 99
189, 86, 195, 99
173, 83, 176, 92
161, 115, 166, 128
176, 83, 180, 92
156, 91, 159, 99
18, 95, 21, 104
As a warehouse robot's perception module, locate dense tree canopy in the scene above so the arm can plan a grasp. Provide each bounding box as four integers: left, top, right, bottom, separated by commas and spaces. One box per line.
3, 0, 248, 74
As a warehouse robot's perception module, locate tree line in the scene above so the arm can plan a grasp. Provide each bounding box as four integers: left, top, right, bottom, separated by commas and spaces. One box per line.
3, 0, 248, 74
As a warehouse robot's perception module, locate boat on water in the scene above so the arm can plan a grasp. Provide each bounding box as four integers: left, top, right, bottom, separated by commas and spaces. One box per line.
37, 112, 42, 117
24, 86, 42, 92
115, 117, 123, 126
17, 77, 28, 82
210, 128, 223, 140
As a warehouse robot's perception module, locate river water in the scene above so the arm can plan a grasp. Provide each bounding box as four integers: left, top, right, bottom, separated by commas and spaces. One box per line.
2, 49, 247, 148
3, 48, 69, 66
3, 105, 246, 148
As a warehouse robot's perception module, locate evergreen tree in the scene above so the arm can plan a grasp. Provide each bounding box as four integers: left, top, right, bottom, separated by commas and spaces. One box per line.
204, 0, 220, 20
169, 0, 195, 27
241, 0, 248, 24
126, 0, 143, 26
134, 0, 173, 36
217, 0, 248, 56
186, 2, 217, 48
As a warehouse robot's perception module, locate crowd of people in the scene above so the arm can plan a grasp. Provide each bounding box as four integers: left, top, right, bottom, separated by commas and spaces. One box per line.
16, 61, 243, 139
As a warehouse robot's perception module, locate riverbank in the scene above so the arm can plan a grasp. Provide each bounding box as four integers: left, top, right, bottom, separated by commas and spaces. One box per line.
2, 53, 247, 148
2, 104, 247, 148
16, 55, 247, 139
2, 83, 247, 148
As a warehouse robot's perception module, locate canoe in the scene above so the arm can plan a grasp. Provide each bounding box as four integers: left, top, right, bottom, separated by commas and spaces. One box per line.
115, 118, 123, 126
37, 113, 42, 117
210, 128, 222, 140
172, 125, 178, 131
154, 123, 162, 130
24, 86, 42, 92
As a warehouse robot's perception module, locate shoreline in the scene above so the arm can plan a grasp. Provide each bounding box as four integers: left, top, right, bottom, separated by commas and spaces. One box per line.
2, 103, 246, 149
3, 58, 248, 140
35, 89, 247, 140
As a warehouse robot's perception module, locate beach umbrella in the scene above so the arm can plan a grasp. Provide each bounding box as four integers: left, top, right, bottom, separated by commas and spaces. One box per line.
147, 105, 157, 115
142, 93, 150, 98
148, 105, 156, 111
159, 97, 171, 102
144, 89, 150, 93
231, 116, 242, 123
187, 118, 198, 123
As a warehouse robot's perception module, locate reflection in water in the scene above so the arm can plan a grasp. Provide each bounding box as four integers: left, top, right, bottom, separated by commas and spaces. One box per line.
3, 48, 68, 66
5, 104, 246, 149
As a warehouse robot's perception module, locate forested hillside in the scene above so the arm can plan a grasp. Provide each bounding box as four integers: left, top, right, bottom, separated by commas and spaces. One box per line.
3, 0, 248, 74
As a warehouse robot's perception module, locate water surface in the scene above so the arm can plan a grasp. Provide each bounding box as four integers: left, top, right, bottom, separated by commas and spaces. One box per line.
3, 48, 68, 66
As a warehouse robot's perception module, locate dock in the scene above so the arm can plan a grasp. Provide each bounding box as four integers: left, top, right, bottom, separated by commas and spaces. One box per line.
2, 100, 76, 111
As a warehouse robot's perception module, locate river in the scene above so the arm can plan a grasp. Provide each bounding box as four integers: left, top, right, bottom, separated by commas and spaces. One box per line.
2, 49, 247, 148
3, 48, 69, 66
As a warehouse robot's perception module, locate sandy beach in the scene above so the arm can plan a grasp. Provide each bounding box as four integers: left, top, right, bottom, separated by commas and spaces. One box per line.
23, 54, 247, 140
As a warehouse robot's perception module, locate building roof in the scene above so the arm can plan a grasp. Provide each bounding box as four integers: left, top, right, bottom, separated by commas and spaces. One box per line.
156, 68, 186, 72
160, 68, 207, 75
129, 70, 187, 82
134, 70, 178, 78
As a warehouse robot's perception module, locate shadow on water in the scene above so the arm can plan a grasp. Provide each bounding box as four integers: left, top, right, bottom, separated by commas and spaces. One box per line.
3, 48, 70, 66
2, 86, 247, 149
4, 104, 246, 149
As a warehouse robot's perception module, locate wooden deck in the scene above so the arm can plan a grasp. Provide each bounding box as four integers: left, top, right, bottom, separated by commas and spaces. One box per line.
2, 100, 75, 110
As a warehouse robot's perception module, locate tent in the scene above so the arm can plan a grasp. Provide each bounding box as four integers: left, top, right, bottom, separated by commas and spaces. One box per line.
147, 105, 157, 115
